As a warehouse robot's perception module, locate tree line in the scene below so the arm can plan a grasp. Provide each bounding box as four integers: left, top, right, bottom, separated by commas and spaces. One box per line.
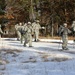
0, 0, 75, 37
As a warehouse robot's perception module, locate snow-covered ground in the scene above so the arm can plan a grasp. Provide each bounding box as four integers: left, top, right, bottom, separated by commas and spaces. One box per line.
0, 38, 75, 75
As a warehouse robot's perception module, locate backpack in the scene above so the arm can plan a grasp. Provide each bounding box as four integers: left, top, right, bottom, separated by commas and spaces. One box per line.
19, 29, 26, 35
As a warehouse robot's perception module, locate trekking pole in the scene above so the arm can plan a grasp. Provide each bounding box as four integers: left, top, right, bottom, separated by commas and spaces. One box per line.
72, 32, 75, 48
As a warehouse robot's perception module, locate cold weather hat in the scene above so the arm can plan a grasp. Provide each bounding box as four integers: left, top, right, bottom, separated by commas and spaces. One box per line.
64, 23, 67, 26
19, 22, 22, 25
28, 22, 31, 25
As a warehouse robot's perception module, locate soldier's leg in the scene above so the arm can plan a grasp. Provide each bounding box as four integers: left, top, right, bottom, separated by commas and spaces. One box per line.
34, 32, 38, 42
24, 38, 27, 47
37, 31, 40, 41
16, 31, 19, 40
36, 31, 40, 42
24, 34, 29, 47
21, 35, 23, 43
34, 32, 37, 41
62, 35, 65, 49
29, 34, 32, 47
17, 31, 21, 40
17, 31, 20, 41
65, 35, 68, 50
36, 32, 38, 41
62, 35, 68, 50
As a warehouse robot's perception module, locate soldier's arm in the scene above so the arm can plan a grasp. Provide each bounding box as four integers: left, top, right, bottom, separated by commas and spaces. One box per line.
0, 28, 4, 34
38, 24, 41, 29
68, 29, 71, 34
58, 28, 64, 36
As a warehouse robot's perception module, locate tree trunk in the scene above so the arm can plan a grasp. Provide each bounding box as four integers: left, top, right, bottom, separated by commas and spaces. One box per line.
29, 0, 35, 21
51, 18, 54, 37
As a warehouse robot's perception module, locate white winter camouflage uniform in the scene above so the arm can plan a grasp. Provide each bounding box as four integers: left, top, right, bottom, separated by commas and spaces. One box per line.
24, 22, 33, 47
59, 23, 71, 50
15, 23, 22, 41
32, 21, 41, 42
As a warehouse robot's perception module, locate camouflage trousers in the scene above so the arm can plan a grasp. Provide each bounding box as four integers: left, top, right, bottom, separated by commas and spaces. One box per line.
62, 35, 68, 49
16, 31, 21, 40
34, 31, 39, 41
24, 33, 32, 47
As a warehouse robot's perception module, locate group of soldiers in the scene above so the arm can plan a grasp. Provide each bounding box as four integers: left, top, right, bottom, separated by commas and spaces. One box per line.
13, 20, 75, 50
15, 20, 41, 47
0, 20, 75, 50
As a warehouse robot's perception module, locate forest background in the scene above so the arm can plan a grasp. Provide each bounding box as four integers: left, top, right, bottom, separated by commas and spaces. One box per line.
0, 0, 75, 37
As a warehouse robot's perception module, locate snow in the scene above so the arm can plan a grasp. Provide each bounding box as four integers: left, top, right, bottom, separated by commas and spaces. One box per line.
0, 38, 75, 75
